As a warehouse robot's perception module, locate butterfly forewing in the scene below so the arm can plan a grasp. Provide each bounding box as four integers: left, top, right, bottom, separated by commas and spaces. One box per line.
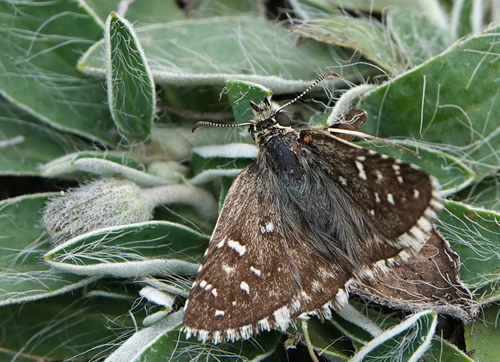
184, 164, 300, 343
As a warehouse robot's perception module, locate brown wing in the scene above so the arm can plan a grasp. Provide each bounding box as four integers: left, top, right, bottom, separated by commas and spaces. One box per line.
298, 129, 442, 270
183, 162, 352, 343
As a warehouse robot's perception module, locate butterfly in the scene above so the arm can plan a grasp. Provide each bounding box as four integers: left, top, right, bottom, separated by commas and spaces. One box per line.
183, 72, 442, 343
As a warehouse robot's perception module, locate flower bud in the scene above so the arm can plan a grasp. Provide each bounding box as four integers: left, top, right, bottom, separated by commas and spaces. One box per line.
43, 178, 154, 245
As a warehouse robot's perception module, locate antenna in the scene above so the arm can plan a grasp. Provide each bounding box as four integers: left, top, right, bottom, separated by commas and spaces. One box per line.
277, 71, 339, 112
192, 121, 253, 133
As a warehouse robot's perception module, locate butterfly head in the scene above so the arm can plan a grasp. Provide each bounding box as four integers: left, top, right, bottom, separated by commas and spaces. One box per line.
247, 97, 293, 143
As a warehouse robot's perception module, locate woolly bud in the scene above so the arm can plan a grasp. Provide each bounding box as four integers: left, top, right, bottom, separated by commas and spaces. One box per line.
43, 178, 154, 245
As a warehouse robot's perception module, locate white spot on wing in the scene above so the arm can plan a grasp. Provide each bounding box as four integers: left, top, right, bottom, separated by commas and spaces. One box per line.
227, 239, 246, 256
240, 281, 250, 294
374, 192, 381, 203
216, 239, 225, 248
339, 176, 347, 186
355, 160, 367, 180
250, 266, 261, 277
199, 280, 207, 288
222, 264, 235, 274
413, 189, 420, 198
260, 222, 275, 234
212, 288, 218, 298
300, 290, 312, 302
311, 280, 322, 292
387, 193, 395, 205
215, 310, 225, 317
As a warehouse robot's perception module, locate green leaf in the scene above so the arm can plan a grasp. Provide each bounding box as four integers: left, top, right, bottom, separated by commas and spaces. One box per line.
44, 221, 209, 277
288, 0, 343, 19
190, 144, 255, 177
350, 311, 437, 362
41, 152, 174, 187
464, 303, 500, 362
299, 317, 353, 360
188, 0, 265, 18
0, 0, 117, 145
79, 17, 361, 93
291, 16, 403, 73
226, 80, 271, 124
106, 310, 281, 362
85, 0, 185, 24
458, 175, 500, 211
437, 201, 500, 291
293, 0, 432, 13
0, 291, 144, 361
360, 25, 500, 176
423, 336, 474, 362
0, 193, 97, 306
387, 9, 449, 66
0, 109, 87, 175
105, 12, 155, 141
452, 0, 474, 39
357, 141, 476, 195
140, 327, 280, 361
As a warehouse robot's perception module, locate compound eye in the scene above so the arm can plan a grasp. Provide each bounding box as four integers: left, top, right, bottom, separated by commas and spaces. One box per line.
275, 112, 291, 126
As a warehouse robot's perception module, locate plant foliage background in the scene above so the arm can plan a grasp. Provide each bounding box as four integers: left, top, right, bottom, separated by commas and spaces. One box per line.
0, 0, 500, 361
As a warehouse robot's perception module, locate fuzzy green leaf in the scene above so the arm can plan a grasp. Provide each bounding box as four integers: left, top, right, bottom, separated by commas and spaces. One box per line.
188, 0, 264, 18
0, 0, 117, 145
0, 291, 144, 361
86, 0, 185, 24
298, 317, 353, 360
291, 16, 403, 73
458, 176, 500, 211
226, 80, 271, 124
293, 0, 430, 13
423, 336, 474, 362
464, 303, 500, 362
138, 328, 280, 361
350, 311, 437, 362
0, 194, 97, 306
79, 17, 361, 93
45, 221, 209, 277
387, 9, 449, 66
360, 25, 500, 176
190, 144, 256, 184
41, 151, 175, 186
0, 108, 87, 175
437, 201, 500, 291
105, 12, 155, 141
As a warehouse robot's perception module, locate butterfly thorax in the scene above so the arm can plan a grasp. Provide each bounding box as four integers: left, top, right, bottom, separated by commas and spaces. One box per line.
249, 99, 303, 178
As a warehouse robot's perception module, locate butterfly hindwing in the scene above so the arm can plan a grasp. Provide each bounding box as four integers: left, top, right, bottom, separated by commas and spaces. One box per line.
298, 129, 442, 268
